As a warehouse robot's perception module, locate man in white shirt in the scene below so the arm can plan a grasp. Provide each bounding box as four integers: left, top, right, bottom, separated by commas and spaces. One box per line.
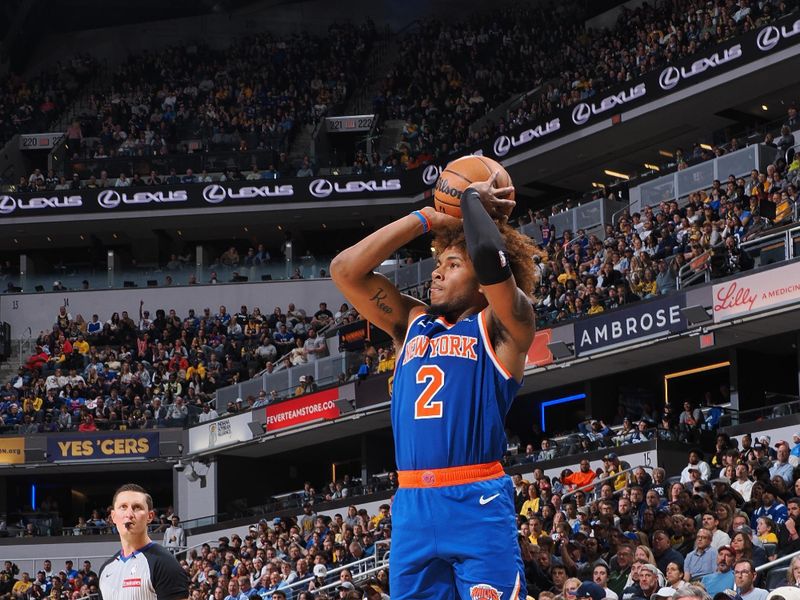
733, 559, 767, 600
45, 368, 68, 392
592, 563, 618, 599
701, 512, 731, 550
302, 329, 326, 362
197, 404, 219, 423
680, 449, 711, 483
731, 464, 754, 502
163, 516, 186, 554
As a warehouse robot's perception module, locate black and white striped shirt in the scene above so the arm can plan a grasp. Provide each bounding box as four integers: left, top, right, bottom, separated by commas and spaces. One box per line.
98, 543, 188, 600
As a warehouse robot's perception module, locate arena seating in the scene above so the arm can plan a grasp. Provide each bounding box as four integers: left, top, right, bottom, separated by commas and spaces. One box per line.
59, 23, 376, 171
9, 416, 800, 600
4, 4, 800, 599
382, 0, 797, 167
529, 150, 800, 325
0, 54, 98, 151
1, 299, 361, 435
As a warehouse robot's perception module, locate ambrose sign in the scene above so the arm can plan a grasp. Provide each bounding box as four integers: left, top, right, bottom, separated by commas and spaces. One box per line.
712, 261, 800, 323
575, 294, 686, 356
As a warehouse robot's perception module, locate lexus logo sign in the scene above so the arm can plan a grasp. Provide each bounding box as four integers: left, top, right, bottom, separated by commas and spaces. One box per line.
202, 184, 226, 203
97, 190, 121, 209
309, 179, 334, 198
0, 196, 16, 215
659, 66, 681, 90
422, 165, 440, 186
757, 26, 781, 51
493, 136, 511, 157
571, 103, 592, 126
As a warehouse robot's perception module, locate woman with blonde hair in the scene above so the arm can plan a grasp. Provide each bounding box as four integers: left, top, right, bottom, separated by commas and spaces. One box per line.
715, 502, 733, 535
560, 577, 581, 600
635, 545, 657, 566
786, 555, 800, 586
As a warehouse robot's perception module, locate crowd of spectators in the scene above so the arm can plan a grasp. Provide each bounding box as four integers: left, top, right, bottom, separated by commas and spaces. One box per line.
506, 432, 800, 600
0, 54, 98, 150
55, 22, 375, 167
507, 399, 723, 469
381, 0, 796, 169
0, 494, 395, 599
13, 421, 800, 599
0, 0, 796, 193
0, 299, 359, 434
526, 142, 800, 324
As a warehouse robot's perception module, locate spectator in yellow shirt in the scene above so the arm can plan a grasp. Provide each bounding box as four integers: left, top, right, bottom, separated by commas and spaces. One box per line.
186, 361, 206, 381
369, 504, 391, 530
587, 294, 605, 315
73, 335, 90, 355
519, 484, 540, 517
377, 347, 395, 373
12, 572, 32, 599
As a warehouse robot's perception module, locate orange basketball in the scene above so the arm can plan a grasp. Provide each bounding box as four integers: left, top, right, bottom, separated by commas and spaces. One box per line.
432, 155, 514, 218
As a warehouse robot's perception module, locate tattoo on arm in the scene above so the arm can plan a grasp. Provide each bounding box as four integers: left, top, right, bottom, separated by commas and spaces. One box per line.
370, 288, 393, 313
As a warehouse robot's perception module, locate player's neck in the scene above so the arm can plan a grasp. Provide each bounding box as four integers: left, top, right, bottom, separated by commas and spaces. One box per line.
120, 533, 152, 556
431, 304, 483, 324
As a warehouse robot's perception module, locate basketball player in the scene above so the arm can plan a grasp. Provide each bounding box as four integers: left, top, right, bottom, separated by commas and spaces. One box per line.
331, 173, 536, 599
98, 484, 188, 600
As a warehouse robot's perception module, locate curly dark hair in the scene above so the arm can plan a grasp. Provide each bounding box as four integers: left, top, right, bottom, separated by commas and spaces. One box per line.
431, 220, 539, 296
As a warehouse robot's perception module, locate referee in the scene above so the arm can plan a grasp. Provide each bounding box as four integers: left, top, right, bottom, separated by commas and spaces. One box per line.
98, 484, 189, 600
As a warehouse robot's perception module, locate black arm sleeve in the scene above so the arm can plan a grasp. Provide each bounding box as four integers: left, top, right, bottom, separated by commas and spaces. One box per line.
461, 187, 512, 286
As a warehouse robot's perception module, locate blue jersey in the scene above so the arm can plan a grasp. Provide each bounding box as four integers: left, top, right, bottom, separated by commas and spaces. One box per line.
391, 310, 521, 471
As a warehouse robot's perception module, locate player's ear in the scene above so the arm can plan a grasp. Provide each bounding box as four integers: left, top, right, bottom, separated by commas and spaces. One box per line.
147, 509, 155, 524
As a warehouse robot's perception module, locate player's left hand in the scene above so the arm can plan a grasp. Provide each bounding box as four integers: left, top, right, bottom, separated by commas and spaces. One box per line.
469, 170, 515, 220
421, 206, 461, 231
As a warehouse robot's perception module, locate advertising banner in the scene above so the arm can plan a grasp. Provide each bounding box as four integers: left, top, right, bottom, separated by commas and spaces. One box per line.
266, 388, 341, 432
0, 173, 413, 219
3, 15, 798, 222
712, 261, 800, 323
188, 411, 254, 453
46, 432, 159, 462
0, 437, 25, 464
526, 329, 554, 368
575, 294, 686, 356
337, 320, 391, 352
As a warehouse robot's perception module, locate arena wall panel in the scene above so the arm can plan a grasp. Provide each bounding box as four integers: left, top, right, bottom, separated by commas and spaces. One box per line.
0, 278, 345, 338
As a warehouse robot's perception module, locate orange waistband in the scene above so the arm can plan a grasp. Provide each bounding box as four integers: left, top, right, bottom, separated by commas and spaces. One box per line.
397, 461, 505, 488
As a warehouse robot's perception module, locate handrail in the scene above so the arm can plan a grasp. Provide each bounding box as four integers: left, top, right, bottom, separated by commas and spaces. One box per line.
562, 464, 655, 501
283, 540, 390, 595
676, 245, 714, 290
1, 555, 111, 575
312, 560, 390, 595
756, 547, 800, 573
174, 537, 223, 561
741, 222, 800, 252
18, 326, 32, 367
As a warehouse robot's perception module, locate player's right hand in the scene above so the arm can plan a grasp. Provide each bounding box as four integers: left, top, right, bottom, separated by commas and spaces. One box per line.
469, 170, 515, 219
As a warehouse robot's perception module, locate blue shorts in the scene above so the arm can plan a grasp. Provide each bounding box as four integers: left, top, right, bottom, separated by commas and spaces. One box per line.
389, 474, 525, 600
